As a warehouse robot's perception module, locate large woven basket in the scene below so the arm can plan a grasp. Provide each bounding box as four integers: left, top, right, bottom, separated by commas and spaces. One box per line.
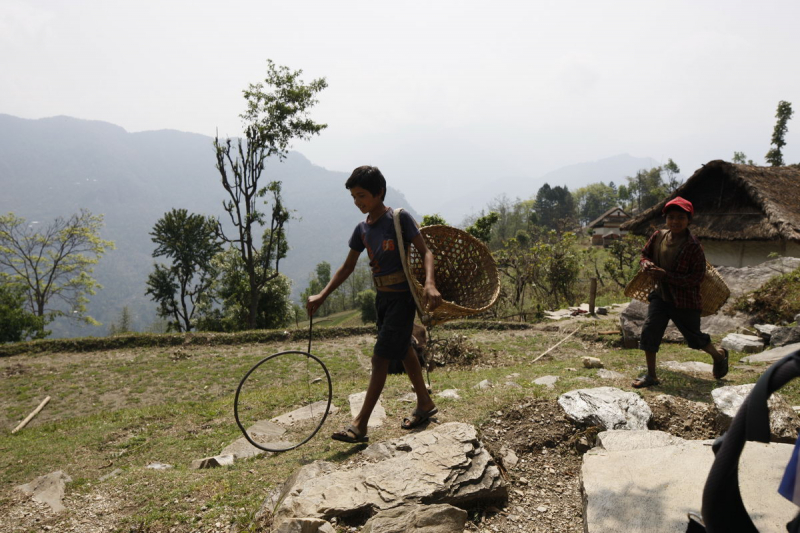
397, 219, 500, 327
624, 262, 730, 317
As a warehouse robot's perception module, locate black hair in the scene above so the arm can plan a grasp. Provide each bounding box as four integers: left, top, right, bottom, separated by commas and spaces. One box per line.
345, 166, 386, 200
664, 205, 692, 221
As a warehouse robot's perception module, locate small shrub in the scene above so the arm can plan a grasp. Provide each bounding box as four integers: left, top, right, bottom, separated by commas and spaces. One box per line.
733, 266, 800, 324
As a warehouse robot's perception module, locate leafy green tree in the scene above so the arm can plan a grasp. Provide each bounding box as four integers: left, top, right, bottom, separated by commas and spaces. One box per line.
421, 214, 447, 227
145, 209, 222, 332
765, 100, 794, 166
214, 60, 327, 329
663, 159, 682, 193
108, 306, 134, 336
196, 249, 293, 331
0, 210, 114, 326
573, 183, 618, 225
534, 184, 575, 231
301, 261, 333, 316
732, 152, 755, 165
603, 234, 647, 288
625, 167, 665, 213
344, 258, 372, 310
544, 232, 580, 306
0, 282, 47, 342
466, 211, 500, 243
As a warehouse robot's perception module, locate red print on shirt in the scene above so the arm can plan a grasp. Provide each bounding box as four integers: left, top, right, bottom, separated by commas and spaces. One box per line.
382, 239, 395, 251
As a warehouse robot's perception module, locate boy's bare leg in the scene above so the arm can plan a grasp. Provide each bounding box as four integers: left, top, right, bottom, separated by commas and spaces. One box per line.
351, 355, 390, 436
702, 342, 725, 362
402, 345, 436, 413
645, 351, 658, 380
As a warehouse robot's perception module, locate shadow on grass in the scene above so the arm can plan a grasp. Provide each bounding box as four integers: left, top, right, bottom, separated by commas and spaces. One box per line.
648, 369, 722, 402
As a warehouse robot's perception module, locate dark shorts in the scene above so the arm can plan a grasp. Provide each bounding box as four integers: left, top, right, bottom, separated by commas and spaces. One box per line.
639, 292, 710, 353
374, 290, 416, 361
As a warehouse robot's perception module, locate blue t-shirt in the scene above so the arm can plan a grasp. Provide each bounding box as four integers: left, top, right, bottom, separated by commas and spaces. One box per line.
349, 208, 420, 289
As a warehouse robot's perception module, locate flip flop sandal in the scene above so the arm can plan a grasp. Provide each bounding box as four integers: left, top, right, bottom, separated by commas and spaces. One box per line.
331, 425, 369, 444
632, 374, 660, 388
401, 407, 438, 429
713, 349, 729, 380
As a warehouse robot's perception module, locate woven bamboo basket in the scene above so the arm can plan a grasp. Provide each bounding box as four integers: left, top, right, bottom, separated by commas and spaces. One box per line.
400, 223, 500, 327
624, 262, 730, 317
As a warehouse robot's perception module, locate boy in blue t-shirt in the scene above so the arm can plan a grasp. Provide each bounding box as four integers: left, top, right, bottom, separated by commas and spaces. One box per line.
306, 166, 442, 444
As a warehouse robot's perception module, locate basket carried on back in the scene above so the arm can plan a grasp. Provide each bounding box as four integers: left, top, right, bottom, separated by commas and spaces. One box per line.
394, 210, 500, 327
624, 261, 730, 317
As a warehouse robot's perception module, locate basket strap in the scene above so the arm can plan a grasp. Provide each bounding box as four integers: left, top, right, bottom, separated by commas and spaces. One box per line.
393, 208, 430, 324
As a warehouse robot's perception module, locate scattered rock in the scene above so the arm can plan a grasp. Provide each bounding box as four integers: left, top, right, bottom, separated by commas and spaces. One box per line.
755, 324, 780, 342
583, 357, 603, 369
436, 389, 461, 399
145, 463, 173, 470
499, 446, 519, 469
721, 333, 764, 353
190, 454, 235, 469
272, 517, 336, 533
361, 503, 468, 533
266, 423, 507, 523
557, 387, 651, 430
272, 400, 339, 426
770, 326, 800, 347
533, 375, 559, 388
596, 369, 625, 380
99, 468, 123, 482
15, 471, 72, 513
711, 384, 800, 443
474, 379, 493, 390
596, 307, 608, 315
740, 343, 800, 364
661, 360, 714, 374
349, 391, 386, 428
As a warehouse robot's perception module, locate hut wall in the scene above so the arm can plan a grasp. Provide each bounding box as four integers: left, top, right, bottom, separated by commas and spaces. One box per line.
703, 240, 800, 267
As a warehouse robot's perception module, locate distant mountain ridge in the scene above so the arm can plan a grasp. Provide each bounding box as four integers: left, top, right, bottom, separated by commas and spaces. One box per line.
0, 114, 417, 337
0, 114, 664, 338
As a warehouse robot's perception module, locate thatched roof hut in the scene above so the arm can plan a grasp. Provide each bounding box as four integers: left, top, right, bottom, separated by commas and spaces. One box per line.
620, 160, 800, 266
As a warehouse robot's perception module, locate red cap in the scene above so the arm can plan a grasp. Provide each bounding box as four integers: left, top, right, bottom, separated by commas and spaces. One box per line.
662, 196, 694, 217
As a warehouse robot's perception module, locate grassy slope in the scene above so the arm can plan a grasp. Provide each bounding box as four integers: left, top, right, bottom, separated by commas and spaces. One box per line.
0, 318, 791, 532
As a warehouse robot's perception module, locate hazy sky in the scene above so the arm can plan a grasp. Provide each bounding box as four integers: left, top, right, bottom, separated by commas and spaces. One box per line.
3, 0, 799, 216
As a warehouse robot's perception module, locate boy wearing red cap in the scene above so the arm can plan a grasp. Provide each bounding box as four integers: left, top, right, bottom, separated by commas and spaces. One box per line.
632, 196, 729, 388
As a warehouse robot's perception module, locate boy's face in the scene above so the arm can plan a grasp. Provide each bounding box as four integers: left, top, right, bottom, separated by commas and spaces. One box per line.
349, 186, 383, 214
665, 210, 690, 234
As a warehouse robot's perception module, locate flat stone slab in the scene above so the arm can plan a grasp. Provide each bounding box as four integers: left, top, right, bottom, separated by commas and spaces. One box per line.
582, 437, 796, 532
661, 360, 714, 374
437, 389, 461, 399
268, 423, 507, 522
596, 430, 689, 452
721, 333, 764, 353
272, 401, 338, 426
220, 437, 268, 460
15, 470, 72, 513
741, 343, 800, 364
349, 391, 385, 428
597, 369, 625, 380
534, 375, 559, 388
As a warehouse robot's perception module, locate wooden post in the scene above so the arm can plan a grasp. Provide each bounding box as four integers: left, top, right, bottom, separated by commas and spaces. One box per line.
589, 278, 598, 315
12, 396, 50, 434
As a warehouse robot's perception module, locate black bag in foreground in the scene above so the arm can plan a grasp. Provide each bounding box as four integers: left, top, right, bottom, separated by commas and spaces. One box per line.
689, 348, 800, 532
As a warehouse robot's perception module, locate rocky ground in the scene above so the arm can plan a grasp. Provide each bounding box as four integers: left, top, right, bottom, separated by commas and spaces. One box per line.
467, 396, 720, 533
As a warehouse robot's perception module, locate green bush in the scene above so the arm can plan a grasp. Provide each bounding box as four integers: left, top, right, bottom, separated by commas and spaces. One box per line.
733, 266, 800, 324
